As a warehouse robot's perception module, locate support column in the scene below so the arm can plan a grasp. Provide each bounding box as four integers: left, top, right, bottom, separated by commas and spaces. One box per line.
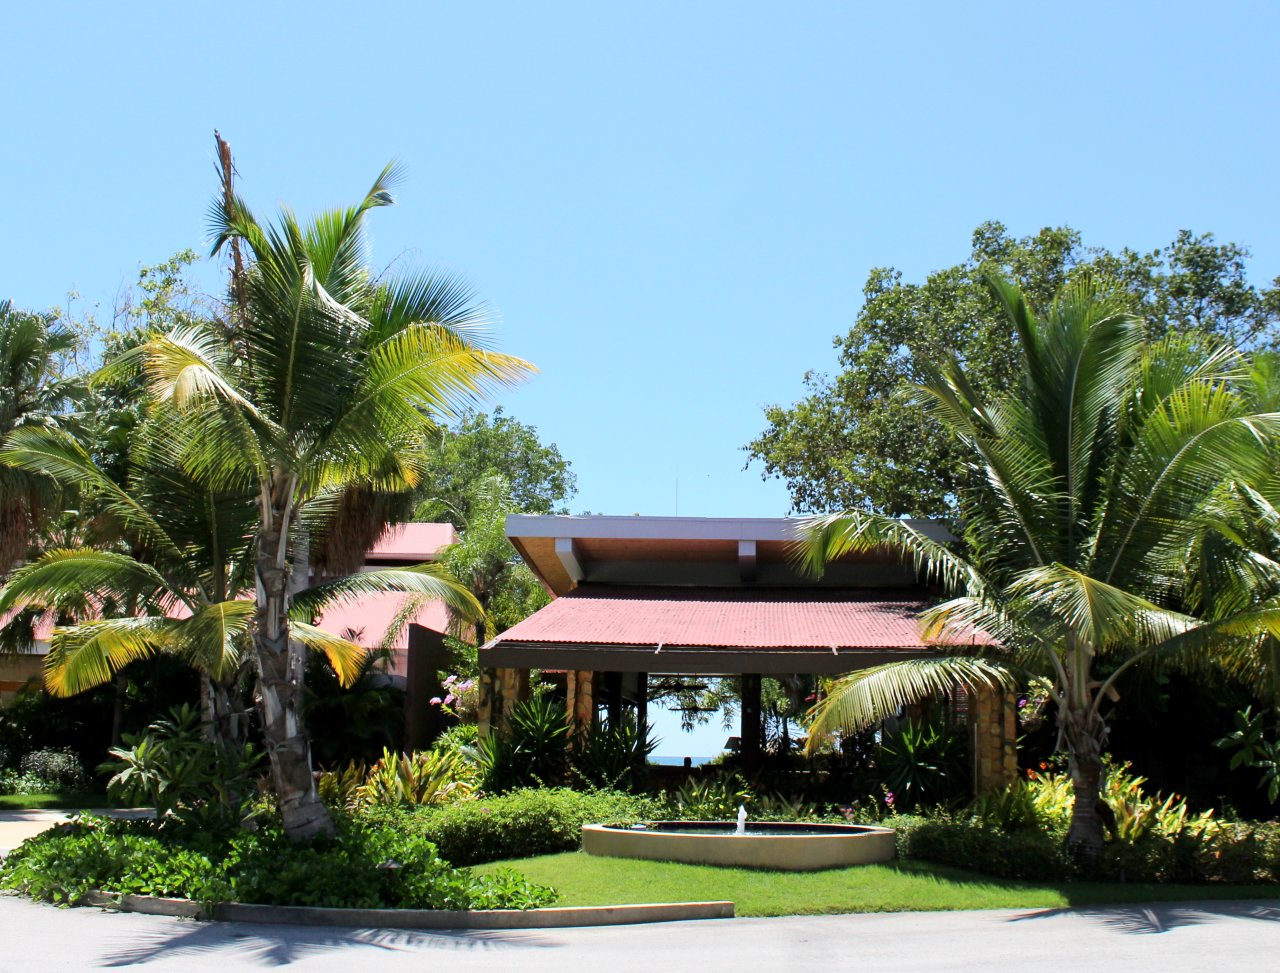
604, 671, 623, 727
635, 672, 648, 728
970, 682, 1018, 794
478, 667, 530, 739
477, 667, 498, 740
740, 673, 762, 773
565, 669, 595, 742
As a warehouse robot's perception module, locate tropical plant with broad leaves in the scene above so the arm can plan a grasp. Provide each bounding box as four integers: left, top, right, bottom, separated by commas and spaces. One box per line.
98, 161, 530, 840
801, 275, 1280, 856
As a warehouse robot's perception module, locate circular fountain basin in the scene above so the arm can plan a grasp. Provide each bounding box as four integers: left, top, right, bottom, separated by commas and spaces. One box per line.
581, 821, 896, 871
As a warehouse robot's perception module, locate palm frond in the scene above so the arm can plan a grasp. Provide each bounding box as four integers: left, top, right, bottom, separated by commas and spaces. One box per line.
0, 548, 177, 617
291, 622, 368, 688
290, 564, 483, 623
44, 616, 180, 697
806, 658, 1015, 749
796, 511, 983, 597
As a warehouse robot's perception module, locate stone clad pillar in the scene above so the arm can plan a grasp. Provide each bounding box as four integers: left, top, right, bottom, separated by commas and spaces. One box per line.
970, 682, 1018, 793
478, 667, 530, 739
566, 669, 595, 742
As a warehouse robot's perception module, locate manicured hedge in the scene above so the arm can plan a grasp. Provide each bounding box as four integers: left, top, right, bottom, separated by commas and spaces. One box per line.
890, 815, 1280, 884
372, 788, 664, 866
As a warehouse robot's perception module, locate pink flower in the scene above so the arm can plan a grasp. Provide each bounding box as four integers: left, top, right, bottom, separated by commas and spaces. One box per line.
444, 694, 456, 706
459, 680, 475, 692
429, 696, 443, 705
443, 675, 458, 687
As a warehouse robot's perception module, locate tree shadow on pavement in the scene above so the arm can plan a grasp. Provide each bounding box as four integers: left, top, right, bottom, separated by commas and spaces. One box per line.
96, 920, 565, 967
1006, 901, 1280, 936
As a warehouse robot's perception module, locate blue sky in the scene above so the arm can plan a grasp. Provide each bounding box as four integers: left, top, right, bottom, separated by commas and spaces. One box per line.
5, 3, 1279, 522
8, 2, 1277, 756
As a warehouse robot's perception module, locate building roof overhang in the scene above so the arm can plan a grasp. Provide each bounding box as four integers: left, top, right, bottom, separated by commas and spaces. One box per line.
480, 584, 989, 675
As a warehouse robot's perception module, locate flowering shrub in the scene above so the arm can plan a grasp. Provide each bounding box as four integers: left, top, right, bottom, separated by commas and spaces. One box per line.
429, 674, 478, 721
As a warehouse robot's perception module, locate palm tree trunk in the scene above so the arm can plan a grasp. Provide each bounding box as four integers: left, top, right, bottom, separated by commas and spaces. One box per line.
254, 482, 332, 840
1061, 702, 1108, 858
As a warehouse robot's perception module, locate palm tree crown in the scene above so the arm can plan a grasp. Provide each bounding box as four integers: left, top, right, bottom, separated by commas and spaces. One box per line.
803, 275, 1280, 854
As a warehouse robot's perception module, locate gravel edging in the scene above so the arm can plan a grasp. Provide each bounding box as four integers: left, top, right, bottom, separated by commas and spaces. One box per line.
81, 891, 735, 928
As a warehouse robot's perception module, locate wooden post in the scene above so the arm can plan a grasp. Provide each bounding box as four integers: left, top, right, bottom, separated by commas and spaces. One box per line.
604, 671, 623, 727
477, 667, 499, 740
741, 673, 762, 773
636, 671, 648, 728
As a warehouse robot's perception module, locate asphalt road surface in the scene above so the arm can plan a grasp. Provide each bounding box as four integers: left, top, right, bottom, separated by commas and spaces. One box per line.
0, 894, 1277, 972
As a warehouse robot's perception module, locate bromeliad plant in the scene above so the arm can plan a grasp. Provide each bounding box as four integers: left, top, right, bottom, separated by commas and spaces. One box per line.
802, 275, 1280, 857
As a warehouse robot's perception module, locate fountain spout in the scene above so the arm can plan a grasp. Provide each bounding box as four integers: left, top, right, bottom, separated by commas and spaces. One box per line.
736, 805, 747, 836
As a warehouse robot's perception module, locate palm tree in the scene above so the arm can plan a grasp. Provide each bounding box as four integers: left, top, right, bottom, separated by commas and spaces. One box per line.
0, 426, 483, 745
801, 276, 1280, 856
106, 165, 532, 839
0, 301, 79, 573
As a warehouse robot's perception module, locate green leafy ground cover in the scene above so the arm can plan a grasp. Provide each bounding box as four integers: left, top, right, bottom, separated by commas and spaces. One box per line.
0, 815, 555, 910
476, 852, 1280, 917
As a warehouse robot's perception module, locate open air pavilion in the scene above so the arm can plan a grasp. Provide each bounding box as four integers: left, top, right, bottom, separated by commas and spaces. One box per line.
477, 515, 1016, 793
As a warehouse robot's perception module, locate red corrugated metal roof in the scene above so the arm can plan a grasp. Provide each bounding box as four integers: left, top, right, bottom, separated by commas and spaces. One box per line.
492, 586, 990, 650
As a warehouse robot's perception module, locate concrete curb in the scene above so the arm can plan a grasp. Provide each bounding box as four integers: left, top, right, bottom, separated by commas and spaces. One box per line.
82, 891, 735, 928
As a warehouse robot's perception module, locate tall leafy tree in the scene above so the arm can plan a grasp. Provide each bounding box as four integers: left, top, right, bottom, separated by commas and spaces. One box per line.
418, 408, 576, 528
802, 276, 1280, 856
438, 475, 551, 648
750, 224, 1280, 517
0, 301, 80, 572
112, 164, 532, 839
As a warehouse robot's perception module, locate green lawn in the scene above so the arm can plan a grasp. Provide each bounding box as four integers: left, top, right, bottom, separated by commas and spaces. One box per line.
0, 793, 110, 811
476, 852, 1280, 917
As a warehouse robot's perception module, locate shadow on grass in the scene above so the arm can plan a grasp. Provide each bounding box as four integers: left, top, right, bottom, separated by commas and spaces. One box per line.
96, 919, 564, 968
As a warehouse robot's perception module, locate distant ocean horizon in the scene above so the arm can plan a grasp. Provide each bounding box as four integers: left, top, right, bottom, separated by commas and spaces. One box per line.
650, 755, 717, 767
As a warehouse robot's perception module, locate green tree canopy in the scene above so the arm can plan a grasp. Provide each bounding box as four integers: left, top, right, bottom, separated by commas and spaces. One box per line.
748, 223, 1280, 517
418, 408, 576, 527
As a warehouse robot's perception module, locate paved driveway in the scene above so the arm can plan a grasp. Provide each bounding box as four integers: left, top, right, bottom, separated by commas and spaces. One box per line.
0, 894, 1276, 973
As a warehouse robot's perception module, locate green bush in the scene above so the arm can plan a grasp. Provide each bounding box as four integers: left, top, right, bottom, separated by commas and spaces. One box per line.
0, 814, 556, 910
891, 815, 1073, 881
376, 787, 663, 866
890, 811, 1280, 884
0, 748, 91, 796
570, 716, 657, 793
